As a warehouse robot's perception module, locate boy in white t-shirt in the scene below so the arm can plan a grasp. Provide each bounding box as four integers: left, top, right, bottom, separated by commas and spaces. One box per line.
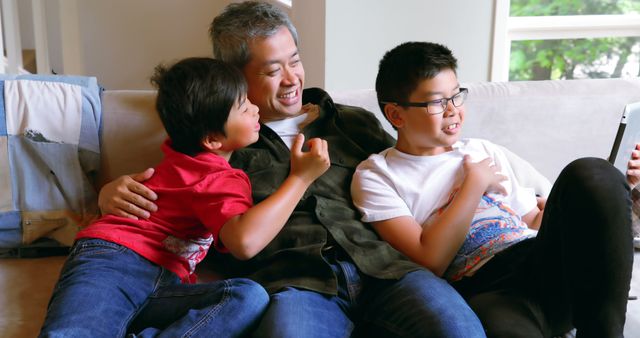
351, 41, 633, 337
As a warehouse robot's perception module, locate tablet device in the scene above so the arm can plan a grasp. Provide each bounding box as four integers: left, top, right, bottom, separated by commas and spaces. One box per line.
609, 101, 640, 174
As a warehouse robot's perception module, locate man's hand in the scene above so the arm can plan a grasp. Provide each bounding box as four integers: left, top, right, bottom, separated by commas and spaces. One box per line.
627, 144, 640, 189
98, 168, 158, 219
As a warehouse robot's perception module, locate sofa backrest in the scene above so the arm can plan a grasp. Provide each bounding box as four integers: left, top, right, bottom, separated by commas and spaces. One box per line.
330, 78, 640, 181
100, 78, 640, 187
99, 90, 165, 188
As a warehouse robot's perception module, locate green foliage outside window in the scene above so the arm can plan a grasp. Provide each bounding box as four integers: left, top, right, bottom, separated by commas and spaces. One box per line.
508, 0, 640, 81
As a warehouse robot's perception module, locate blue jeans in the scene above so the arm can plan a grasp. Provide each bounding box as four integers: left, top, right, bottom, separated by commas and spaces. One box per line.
254, 252, 485, 338
39, 239, 269, 338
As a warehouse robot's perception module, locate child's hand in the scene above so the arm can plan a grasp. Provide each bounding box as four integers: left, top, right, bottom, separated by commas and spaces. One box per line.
290, 134, 331, 183
627, 143, 640, 189
462, 155, 507, 195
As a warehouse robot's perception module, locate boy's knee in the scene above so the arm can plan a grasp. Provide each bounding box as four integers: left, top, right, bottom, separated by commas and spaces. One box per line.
560, 157, 628, 194
564, 157, 618, 179
228, 278, 269, 306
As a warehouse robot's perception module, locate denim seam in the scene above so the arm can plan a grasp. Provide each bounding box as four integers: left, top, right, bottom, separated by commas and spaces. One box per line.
122, 266, 169, 337
182, 279, 232, 337
339, 260, 361, 304
70, 238, 127, 258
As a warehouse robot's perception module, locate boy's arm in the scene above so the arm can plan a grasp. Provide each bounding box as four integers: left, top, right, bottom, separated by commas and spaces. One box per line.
219, 134, 330, 260
372, 156, 507, 276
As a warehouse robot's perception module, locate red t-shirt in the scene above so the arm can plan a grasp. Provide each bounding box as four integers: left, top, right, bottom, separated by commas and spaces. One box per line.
78, 139, 253, 283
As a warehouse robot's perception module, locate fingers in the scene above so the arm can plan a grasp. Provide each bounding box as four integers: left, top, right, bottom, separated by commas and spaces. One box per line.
465, 156, 498, 172
107, 197, 147, 220
102, 181, 156, 220
127, 178, 158, 202
625, 147, 640, 188
462, 155, 508, 195
306, 137, 324, 155
495, 174, 509, 195
98, 196, 144, 221
495, 173, 508, 182
307, 138, 330, 164
627, 169, 640, 189
291, 134, 305, 157
536, 196, 547, 210
321, 139, 330, 164
131, 167, 155, 183
97, 172, 158, 220
116, 195, 153, 220
628, 154, 640, 168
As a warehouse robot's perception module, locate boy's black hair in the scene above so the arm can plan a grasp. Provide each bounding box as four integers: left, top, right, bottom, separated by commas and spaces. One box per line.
375, 42, 458, 125
151, 57, 247, 156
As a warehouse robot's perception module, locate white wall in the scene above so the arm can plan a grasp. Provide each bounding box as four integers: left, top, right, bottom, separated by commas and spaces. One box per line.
322, 0, 495, 92
30, 0, 494, 90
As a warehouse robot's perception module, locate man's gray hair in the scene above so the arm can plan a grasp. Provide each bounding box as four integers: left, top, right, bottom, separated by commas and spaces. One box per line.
210, 1, 299, 68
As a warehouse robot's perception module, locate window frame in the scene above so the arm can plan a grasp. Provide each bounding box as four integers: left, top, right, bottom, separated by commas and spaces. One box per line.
491, 0, 640, 81
274, 0, 292, 8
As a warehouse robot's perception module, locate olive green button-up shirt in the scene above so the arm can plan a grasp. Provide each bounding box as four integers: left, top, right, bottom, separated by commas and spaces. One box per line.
229, 88, 421, 294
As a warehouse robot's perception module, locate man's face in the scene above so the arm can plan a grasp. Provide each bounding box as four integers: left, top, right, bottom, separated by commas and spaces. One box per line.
242, 27, 305, 123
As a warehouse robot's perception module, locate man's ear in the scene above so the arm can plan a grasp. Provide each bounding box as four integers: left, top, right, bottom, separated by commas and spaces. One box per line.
201, 133, 223, 151
383, 103, 405, 129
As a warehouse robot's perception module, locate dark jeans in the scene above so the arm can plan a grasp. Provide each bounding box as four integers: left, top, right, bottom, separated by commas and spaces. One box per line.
452, 158, 633, 338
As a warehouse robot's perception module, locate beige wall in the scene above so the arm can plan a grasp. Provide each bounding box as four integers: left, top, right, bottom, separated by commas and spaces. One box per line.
292, 0, 326, 89
42, 0, 230, 89
32, 0, 494, 90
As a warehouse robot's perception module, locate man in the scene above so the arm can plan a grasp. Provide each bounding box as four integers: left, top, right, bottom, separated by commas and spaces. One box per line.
99, 1, 486, 337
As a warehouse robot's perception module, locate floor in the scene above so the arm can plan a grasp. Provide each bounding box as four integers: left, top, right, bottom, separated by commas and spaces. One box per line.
1, 253, 639, 337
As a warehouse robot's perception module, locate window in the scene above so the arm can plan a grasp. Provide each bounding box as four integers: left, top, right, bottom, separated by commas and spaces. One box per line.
275, 0, 292, 8
491, 0, 640, 81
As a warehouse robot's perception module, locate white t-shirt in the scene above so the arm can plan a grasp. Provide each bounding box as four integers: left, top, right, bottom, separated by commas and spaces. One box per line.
264, 104, 319, 149
351, 138, 538, 280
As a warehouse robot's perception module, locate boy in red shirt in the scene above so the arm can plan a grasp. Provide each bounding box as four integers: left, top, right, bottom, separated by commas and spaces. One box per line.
40, 57, 330, 337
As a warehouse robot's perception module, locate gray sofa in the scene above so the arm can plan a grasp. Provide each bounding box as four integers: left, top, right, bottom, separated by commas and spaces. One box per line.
2, 78, 640, 337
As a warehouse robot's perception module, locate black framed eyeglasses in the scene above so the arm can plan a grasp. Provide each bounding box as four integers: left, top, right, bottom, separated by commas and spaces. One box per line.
380, 88, 468, 115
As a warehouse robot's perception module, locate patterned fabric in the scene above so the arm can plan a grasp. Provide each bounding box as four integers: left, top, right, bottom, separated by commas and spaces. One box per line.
0, 75, 101, 255
445, 194, 536, 281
